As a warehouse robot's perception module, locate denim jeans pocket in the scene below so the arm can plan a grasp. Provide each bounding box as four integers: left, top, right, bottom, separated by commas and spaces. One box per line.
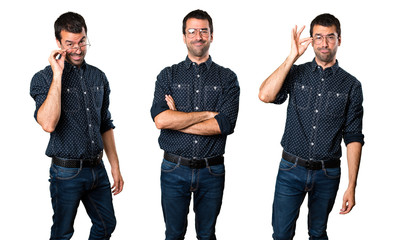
50, 164, 82, 180
208, 164, 225, 176
323, 167, 341, 179
161, 159, 178, 173
279, 159, 296, 171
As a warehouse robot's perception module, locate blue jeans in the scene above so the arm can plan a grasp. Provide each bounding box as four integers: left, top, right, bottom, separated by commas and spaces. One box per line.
160, 159, 225, 240
49, 161, 116, 240
272, 158, 341, 240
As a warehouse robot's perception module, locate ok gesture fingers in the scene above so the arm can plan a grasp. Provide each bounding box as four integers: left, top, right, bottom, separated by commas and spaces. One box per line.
290, 25, 313, 61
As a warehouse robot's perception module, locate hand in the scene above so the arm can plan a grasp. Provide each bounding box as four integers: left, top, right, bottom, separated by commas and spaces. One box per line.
111, 168, 124, 196
165, 95, 177, 111
340, 187, 356, 214
48, 49, 66, 77
289, 25, 313, 61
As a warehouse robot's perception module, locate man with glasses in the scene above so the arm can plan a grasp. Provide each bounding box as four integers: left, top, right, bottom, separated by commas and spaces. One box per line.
30, 12, 123, 239
259, 13, 364, 239
151, 9, 240, 240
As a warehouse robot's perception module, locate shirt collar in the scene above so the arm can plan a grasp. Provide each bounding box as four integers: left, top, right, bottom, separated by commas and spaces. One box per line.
64, 60, 88, 73
312, 58, 339, 75
185, 55, 213, 70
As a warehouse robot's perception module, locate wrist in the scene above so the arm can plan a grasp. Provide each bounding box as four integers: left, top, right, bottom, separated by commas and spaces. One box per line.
286, 54, 298, 65
53, 73, 63, 81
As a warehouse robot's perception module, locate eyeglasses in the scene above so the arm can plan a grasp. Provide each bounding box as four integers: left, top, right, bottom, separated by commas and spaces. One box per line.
64, 38, 91, 52
313, 34, 338, 44
186, 28, 210, 38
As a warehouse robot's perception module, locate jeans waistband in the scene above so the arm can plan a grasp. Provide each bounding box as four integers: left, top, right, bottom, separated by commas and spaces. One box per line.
164, 152, 224, 169
52, 152, 103, 168
282, 151, 340, 170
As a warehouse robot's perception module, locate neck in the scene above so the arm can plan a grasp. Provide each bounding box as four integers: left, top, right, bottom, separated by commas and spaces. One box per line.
188, 53, 209, 65
315, 57, 336, 70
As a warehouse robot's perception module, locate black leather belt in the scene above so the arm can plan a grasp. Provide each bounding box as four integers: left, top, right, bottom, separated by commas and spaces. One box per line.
52, 152, 103, 168
282, 151, 340, 170
164, 152, 224, 169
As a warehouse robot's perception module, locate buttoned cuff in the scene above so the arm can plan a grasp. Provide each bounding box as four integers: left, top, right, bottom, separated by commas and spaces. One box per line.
214, 113, 233, 136
100, 121, 115, 134
150, 101, 169, 120
344, 133, 365, 146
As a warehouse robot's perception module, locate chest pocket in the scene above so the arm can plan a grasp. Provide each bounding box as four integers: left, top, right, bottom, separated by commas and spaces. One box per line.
62, 87, 81, 113
204, 85, 222, 111
325, 91, 348, 117
171, 83, 191, 111
91, 86, 104, 110
291, 83, 312, 110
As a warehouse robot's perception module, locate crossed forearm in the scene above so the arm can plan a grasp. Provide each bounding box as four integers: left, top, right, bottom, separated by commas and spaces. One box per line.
154, 110, 218, 131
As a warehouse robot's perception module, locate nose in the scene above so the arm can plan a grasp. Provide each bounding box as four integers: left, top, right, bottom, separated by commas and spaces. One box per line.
195, 31, 203, 40
75, 47, 82, 54
321, 36, 329, 47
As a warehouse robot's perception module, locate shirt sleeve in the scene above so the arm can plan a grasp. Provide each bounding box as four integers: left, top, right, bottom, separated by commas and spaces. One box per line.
273, 65, 297, 105
343, 80, 364, 145
150, 68, 171, 120
100, 72, 115, 133
30, 69, 52, 121
214, 70, 240, 135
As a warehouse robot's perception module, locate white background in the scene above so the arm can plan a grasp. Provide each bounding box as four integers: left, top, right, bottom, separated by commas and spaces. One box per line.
1, 0, 392, 239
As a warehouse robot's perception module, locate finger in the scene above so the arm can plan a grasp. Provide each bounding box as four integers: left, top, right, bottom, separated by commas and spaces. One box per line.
166, 95, 175, 103
112, 179, 124, 195
59, 50, 66, 60
165, 95, 176, 110
118, 180, 124, 193
340, 200, 348, 214
49, 49, 65, 64
111, 182, 120, 195
291, 25, 297, 40
297, 25, 306, 38
300, 37, 313, 43
340, 200, 354, 214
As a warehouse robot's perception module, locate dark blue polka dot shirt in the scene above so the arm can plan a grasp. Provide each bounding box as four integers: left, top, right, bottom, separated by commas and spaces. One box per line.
30, 61, 115, 159
274, 58, 364, 161
151, 56, 240, 159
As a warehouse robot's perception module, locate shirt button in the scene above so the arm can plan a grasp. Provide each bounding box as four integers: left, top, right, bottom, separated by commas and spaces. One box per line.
313, 126, 316, 129
87, 108, 90, 111
195, 107, 199, 110
196, 90, 199, 93
194, 140, 198, 144
89, 124, 92, 127
84, 91, 87, 94
315, 109, 318, 113
92, 141, 95, 144
197, 74, 200, 78
311, 142, 314, 146
318, 93, 321, 96
321, 78, 324, 81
